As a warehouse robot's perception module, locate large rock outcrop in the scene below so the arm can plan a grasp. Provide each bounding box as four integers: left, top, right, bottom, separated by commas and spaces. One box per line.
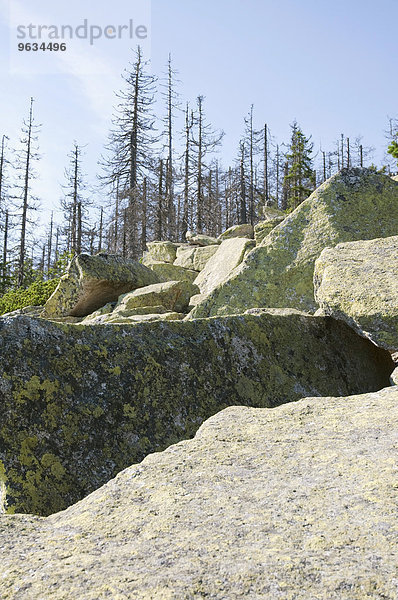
314, 236, 398, 351
190, 169, 398, 318
143, 241, 179, 264
144, 261, 198, 284
218, 223, 254, 240
114, 280, 199, 314
174, 245, 219, 271
0, 311, 393, 515
1, 384, 397, 599
42, 254, 159, 318
186, 231, 220, 246
254, 206, 286, 244
193, 237, 255, 297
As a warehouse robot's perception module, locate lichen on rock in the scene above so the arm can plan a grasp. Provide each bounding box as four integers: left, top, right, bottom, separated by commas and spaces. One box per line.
42, 253, 159, 318
1, 385, 397, 599
0, 310, 393, 515
114, 280, 199, 313
143, 241, 179, 264
192, 237, 255, 297
145, 260, 198, 284
190, 169, 398, 318
174, 245, 219, 271
314, 235, 398, 351
218, 223, 254, 240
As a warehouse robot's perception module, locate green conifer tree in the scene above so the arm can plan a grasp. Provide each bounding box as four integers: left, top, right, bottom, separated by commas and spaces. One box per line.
283, 121, 315, 211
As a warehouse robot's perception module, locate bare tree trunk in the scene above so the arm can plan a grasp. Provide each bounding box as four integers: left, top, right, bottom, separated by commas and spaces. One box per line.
215, 163, 221, 235
347, 137, 350, 168
2, 209, 8, 287
54, 227, 59, 265
156, 159, 164, 240
47, 211, 53, 274
114, 178, 120, 252
239, 142, 247, 224
18, 98, 34, 287
98, 207, 103, 252
263, 123, 269, 206
225, 167, 232, 229
40, 244, 46, 274
276, 144, 280, 209
281, 162, 289, 211
77, 201, 82, 254
197, 97, 203, 232
181, 104, 191, 241
248, 106, 254, 225
0, 135, 8, 209
122, 208, 127, 258
71, 144, 80, 253
127, 48, 141, 257
89, 231, 95, 255
166, 55, 174, 240
141, 178, 147, 253
341, 134, 344, 169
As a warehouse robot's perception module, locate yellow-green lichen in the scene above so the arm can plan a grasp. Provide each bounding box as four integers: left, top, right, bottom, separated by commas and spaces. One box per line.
0, 310, 393, 516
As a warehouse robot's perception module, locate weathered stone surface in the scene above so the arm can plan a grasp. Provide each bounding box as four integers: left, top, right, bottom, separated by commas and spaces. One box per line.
145, 260, 198, 284
188, 293, 205, 307
42, 254, 159, 318
83, 305, 171, 324
99, 311, 185, 324
113, 305, 169, 316
218, 223, 254, 240
1, 384, 398, 599
174, 245, 219, 271
254, 216, 285, 244
193, 238, 255, 297
191, 169, 398, 318
262, 205, 286, 221
114, 280, 199, 314
0, 311, 393, 515
81, 302, 114, 323
2, 305, 42, 318
186, 231, 221, 246
314, 236, 398, 351
144, 241, 178, 264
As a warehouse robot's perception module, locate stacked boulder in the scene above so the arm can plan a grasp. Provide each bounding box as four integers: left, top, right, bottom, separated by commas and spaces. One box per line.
1, 168, 398, 597
190, 168, 398, 318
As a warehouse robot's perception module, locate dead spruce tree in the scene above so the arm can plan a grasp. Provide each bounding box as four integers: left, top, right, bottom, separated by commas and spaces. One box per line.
61, 143, 90, 255
0, 134, 11, 289
160, 54, 180, 240
190, 96, 223, 234
101, 46, 157, 258
13, 98, 41, 287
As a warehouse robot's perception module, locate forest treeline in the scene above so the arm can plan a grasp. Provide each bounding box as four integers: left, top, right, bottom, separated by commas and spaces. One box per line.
0, 47, 397, 293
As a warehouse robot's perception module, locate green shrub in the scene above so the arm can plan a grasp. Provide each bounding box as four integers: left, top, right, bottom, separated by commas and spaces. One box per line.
0, 279, 59, 315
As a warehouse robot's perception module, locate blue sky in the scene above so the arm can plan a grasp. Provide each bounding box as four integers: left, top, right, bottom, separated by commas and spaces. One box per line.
0, 0, 397, 232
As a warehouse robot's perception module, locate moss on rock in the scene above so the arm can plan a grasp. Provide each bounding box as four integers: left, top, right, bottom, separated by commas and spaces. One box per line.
174, 245, 219, 271
193, 238, 255, 297
190, 169, 398, 318
145, 261, 198, 284
314, 236, 398, 351
1, 385, 398, 598
115, 280, 199, 313
218, 223, 254, 240
0, 311, 393, 515
143, 241, 179, 264
42, 254, 159, 318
